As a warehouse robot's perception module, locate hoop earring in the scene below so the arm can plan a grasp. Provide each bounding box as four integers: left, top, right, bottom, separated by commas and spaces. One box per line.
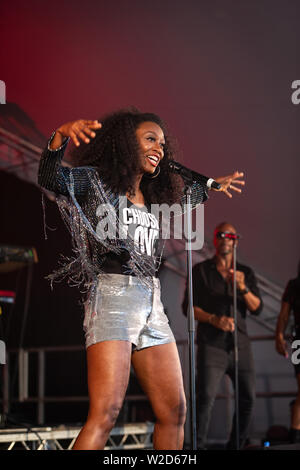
144, 165, 160, 179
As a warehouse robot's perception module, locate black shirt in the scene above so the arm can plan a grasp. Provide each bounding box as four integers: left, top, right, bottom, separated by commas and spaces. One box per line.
182, 257, 263, 350
100, 198, 160, 276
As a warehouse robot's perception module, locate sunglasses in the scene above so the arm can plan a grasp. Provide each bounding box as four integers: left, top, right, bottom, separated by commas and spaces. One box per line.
215, 231, 238, 240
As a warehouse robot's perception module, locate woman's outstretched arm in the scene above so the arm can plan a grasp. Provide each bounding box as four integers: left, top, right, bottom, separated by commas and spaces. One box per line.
38, 119, 101, 196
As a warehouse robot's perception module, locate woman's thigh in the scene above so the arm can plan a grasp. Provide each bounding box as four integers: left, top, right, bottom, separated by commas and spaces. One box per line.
131, 342, 186, 420
86, 340, 132, 416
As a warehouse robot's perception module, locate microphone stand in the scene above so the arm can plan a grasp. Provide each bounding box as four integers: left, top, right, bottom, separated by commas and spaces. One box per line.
178, 168, 221, 450
183, 180, 197, 450
232, 240, 240, 450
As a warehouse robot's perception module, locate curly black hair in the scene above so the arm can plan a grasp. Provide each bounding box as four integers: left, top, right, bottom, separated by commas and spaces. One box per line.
70, 107, 183, 205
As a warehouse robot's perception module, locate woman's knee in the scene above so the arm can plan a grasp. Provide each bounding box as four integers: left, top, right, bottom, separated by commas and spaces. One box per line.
88, 400, 123, 433
157, 395, 187, 426
177, 396, 187, 425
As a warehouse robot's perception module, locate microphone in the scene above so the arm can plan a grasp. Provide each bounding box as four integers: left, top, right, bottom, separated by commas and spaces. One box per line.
168, 161, 221, 190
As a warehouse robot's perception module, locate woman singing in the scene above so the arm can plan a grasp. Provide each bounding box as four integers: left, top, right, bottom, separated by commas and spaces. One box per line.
38, 108, 244, 450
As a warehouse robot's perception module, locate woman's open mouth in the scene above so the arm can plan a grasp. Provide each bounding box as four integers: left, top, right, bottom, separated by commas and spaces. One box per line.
147, 155, 159, 167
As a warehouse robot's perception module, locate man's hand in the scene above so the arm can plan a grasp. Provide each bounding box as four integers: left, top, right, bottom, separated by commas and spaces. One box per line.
210, 314, 235, 332
275, 334, 289, 358
229, 269, 246, 290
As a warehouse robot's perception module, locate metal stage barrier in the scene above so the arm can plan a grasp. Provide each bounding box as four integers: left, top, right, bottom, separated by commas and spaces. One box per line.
1, 345, 152, 425
1, 339, 298, 424
0, 422, 154, 450
1, 337, 297, 449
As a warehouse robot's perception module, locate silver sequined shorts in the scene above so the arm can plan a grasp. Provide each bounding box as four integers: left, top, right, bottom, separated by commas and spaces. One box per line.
83, 273, 175, 350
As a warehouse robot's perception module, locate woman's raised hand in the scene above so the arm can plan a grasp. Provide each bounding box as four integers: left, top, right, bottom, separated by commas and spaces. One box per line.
212, 171, 245, 199
56, 119, 102, 147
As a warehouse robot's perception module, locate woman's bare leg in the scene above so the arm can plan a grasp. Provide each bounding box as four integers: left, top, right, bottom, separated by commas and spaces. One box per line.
73, 340, 132, 449
131, 342, 186, 450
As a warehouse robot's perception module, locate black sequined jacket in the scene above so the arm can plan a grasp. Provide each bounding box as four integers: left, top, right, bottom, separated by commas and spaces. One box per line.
38, 134, 208, 289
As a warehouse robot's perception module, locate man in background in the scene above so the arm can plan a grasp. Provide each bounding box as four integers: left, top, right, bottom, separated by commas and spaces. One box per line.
182, 222, 263, 449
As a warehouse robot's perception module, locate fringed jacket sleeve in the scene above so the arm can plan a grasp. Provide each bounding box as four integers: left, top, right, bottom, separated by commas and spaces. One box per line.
37, 132, 91, 198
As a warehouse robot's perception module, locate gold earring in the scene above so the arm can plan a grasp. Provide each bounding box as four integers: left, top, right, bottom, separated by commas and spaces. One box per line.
144, 165, 160, 179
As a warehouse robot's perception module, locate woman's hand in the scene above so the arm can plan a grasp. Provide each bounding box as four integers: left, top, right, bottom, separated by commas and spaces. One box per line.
50, 119, 102, 149
57, 119, 102, 146
212, 171, 245, 198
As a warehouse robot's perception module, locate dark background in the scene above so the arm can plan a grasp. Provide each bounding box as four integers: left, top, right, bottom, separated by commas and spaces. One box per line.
0, 0, 299, 426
